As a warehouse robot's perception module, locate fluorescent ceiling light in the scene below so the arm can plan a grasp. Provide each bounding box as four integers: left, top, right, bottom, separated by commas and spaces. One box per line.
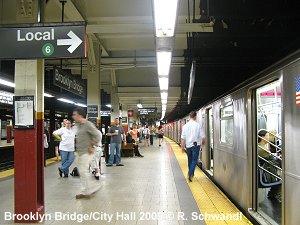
157, 51, 172, 76
57, 98, 75, 104
161, 99, 167, 105
137, 103, 143, 108
44, 93, 54, 97
0, 78, 15, 88
153, 0, 179, 37
159, 77, 169, 91
161, 110, 166, 120
161, 92, 168, 100
105, 104, 112, 108
75, 103, 87, 107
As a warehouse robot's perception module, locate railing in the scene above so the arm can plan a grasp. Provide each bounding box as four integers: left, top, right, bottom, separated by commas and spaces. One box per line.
257, 129, 282, 181
258, 129, 282, 156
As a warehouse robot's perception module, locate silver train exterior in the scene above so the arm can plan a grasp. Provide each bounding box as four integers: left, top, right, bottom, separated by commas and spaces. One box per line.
164, 51, 300, 225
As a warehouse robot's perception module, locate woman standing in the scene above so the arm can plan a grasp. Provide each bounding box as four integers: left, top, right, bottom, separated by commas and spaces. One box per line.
150, 126, 155, 146
158, 125, 164, 147
53, 120, 76, 178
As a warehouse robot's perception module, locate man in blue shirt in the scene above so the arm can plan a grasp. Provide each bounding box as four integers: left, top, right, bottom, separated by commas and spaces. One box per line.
181, 111, 205, 182
106, 117, 127, 166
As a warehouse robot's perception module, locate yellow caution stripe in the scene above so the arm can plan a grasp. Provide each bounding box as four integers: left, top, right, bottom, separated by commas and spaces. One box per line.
0, 156, 60, 179
165, 137, 253, 225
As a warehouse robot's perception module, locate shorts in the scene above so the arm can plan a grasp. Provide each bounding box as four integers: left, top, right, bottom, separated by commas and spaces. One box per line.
158, 134, 164, 139
54, 141, 60, 147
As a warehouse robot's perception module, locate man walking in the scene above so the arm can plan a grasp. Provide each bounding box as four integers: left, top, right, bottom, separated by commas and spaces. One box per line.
106, 117, 127, 167
72, 108, 100, 199
181, 111, 205, 182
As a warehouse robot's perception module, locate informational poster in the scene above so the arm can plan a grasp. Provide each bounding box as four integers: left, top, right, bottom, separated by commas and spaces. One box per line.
13, 96, 35, 129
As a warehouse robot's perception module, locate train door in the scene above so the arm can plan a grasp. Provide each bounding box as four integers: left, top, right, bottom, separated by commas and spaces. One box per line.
207, 108, 214, 173
254, 80, 283, 225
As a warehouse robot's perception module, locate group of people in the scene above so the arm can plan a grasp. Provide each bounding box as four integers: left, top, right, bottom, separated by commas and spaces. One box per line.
46, 108, 210, 198
134, 124, 164, 147
50, 108, 103, 199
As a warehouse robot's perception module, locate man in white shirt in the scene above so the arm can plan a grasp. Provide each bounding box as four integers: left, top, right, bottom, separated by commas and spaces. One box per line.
181, 111, 205, 182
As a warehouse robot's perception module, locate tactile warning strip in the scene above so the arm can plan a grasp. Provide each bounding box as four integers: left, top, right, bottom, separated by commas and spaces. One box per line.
0, 156, 59, 179
165, 138, 253, 225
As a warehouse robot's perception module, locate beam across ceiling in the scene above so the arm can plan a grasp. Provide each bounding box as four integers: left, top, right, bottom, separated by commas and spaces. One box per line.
86, 23, 213, 34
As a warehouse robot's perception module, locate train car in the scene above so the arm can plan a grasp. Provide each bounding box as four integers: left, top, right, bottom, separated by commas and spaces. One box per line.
166, 50, 300, 225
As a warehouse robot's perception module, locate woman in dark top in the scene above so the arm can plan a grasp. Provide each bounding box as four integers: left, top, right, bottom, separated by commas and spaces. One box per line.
158, 125, 164, 147
127, 128, 144, 157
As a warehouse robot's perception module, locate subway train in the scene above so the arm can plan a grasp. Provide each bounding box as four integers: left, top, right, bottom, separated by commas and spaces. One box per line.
164, 50, 300, 225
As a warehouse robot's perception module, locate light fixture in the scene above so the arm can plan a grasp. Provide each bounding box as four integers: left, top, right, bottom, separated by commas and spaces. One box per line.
153, 0, 179, 37
57, 98, 75, 104
75, 103, 87, 107
0, 78, 15, 88
105, 104, 112, 108
159, 77, 169, 91
161, 92, 168, 100
44, 93, 54, 97
161, 99, 167, 105
157, 51, 172, 76
161, 110, 166, 120
137, 103, 143, 109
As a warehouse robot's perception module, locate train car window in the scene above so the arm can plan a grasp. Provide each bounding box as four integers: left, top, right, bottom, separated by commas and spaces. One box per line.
220, 104, 233, 145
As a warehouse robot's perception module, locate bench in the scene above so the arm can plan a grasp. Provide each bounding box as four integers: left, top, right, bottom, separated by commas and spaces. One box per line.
121, 143, 134, 157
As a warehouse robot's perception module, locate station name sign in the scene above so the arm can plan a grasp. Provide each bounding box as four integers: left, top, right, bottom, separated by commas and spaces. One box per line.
53, 67, 86, 98
138, 108, 157, 115
0, 22, 86, 59
87, 105, 99, 118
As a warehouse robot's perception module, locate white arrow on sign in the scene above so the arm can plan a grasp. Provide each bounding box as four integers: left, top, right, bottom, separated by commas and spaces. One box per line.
57, 31, 82, 53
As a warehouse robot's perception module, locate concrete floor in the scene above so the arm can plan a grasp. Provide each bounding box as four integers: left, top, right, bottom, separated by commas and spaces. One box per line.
0, 140, 203, 225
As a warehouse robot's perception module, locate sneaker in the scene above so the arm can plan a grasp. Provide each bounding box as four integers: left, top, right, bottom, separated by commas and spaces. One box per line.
95, 173, 100, 180
116, 163, 124, 166
63, 174, 69, 178
58, 168, 63, 177
75, 194, 91, 199
106, 164, 113, 167
187, 173, 193, 182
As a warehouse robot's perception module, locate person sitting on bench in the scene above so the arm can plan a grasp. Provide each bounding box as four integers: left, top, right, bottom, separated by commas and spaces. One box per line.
127, 128, 144, 158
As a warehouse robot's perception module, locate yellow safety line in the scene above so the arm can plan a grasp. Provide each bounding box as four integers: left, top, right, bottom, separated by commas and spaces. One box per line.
0, 157, 60, 179
165, 137, 253, 225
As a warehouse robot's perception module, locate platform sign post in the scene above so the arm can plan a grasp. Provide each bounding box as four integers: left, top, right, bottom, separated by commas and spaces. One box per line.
0, 23, 86, 59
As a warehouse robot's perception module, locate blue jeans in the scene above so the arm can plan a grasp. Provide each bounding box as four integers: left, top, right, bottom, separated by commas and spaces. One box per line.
186, 146, 200, 177
108, 143, 121, 165
59, 150, 75, 175
150, 135, 154, 145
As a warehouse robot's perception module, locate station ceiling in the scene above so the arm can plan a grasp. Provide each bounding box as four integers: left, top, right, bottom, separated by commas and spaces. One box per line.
1, 0, 300, 121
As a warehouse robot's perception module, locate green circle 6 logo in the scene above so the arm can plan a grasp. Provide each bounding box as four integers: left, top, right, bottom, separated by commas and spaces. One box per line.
42, 43, 54, 56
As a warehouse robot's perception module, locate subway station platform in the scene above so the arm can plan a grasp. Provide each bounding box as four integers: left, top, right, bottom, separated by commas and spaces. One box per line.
0, 139, 252, 225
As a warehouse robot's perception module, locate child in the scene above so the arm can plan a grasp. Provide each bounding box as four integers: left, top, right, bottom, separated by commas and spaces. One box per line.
90, 129, 103, 180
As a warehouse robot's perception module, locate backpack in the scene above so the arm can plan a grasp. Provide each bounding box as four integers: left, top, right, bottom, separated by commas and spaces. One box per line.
70, 167, 80, 177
